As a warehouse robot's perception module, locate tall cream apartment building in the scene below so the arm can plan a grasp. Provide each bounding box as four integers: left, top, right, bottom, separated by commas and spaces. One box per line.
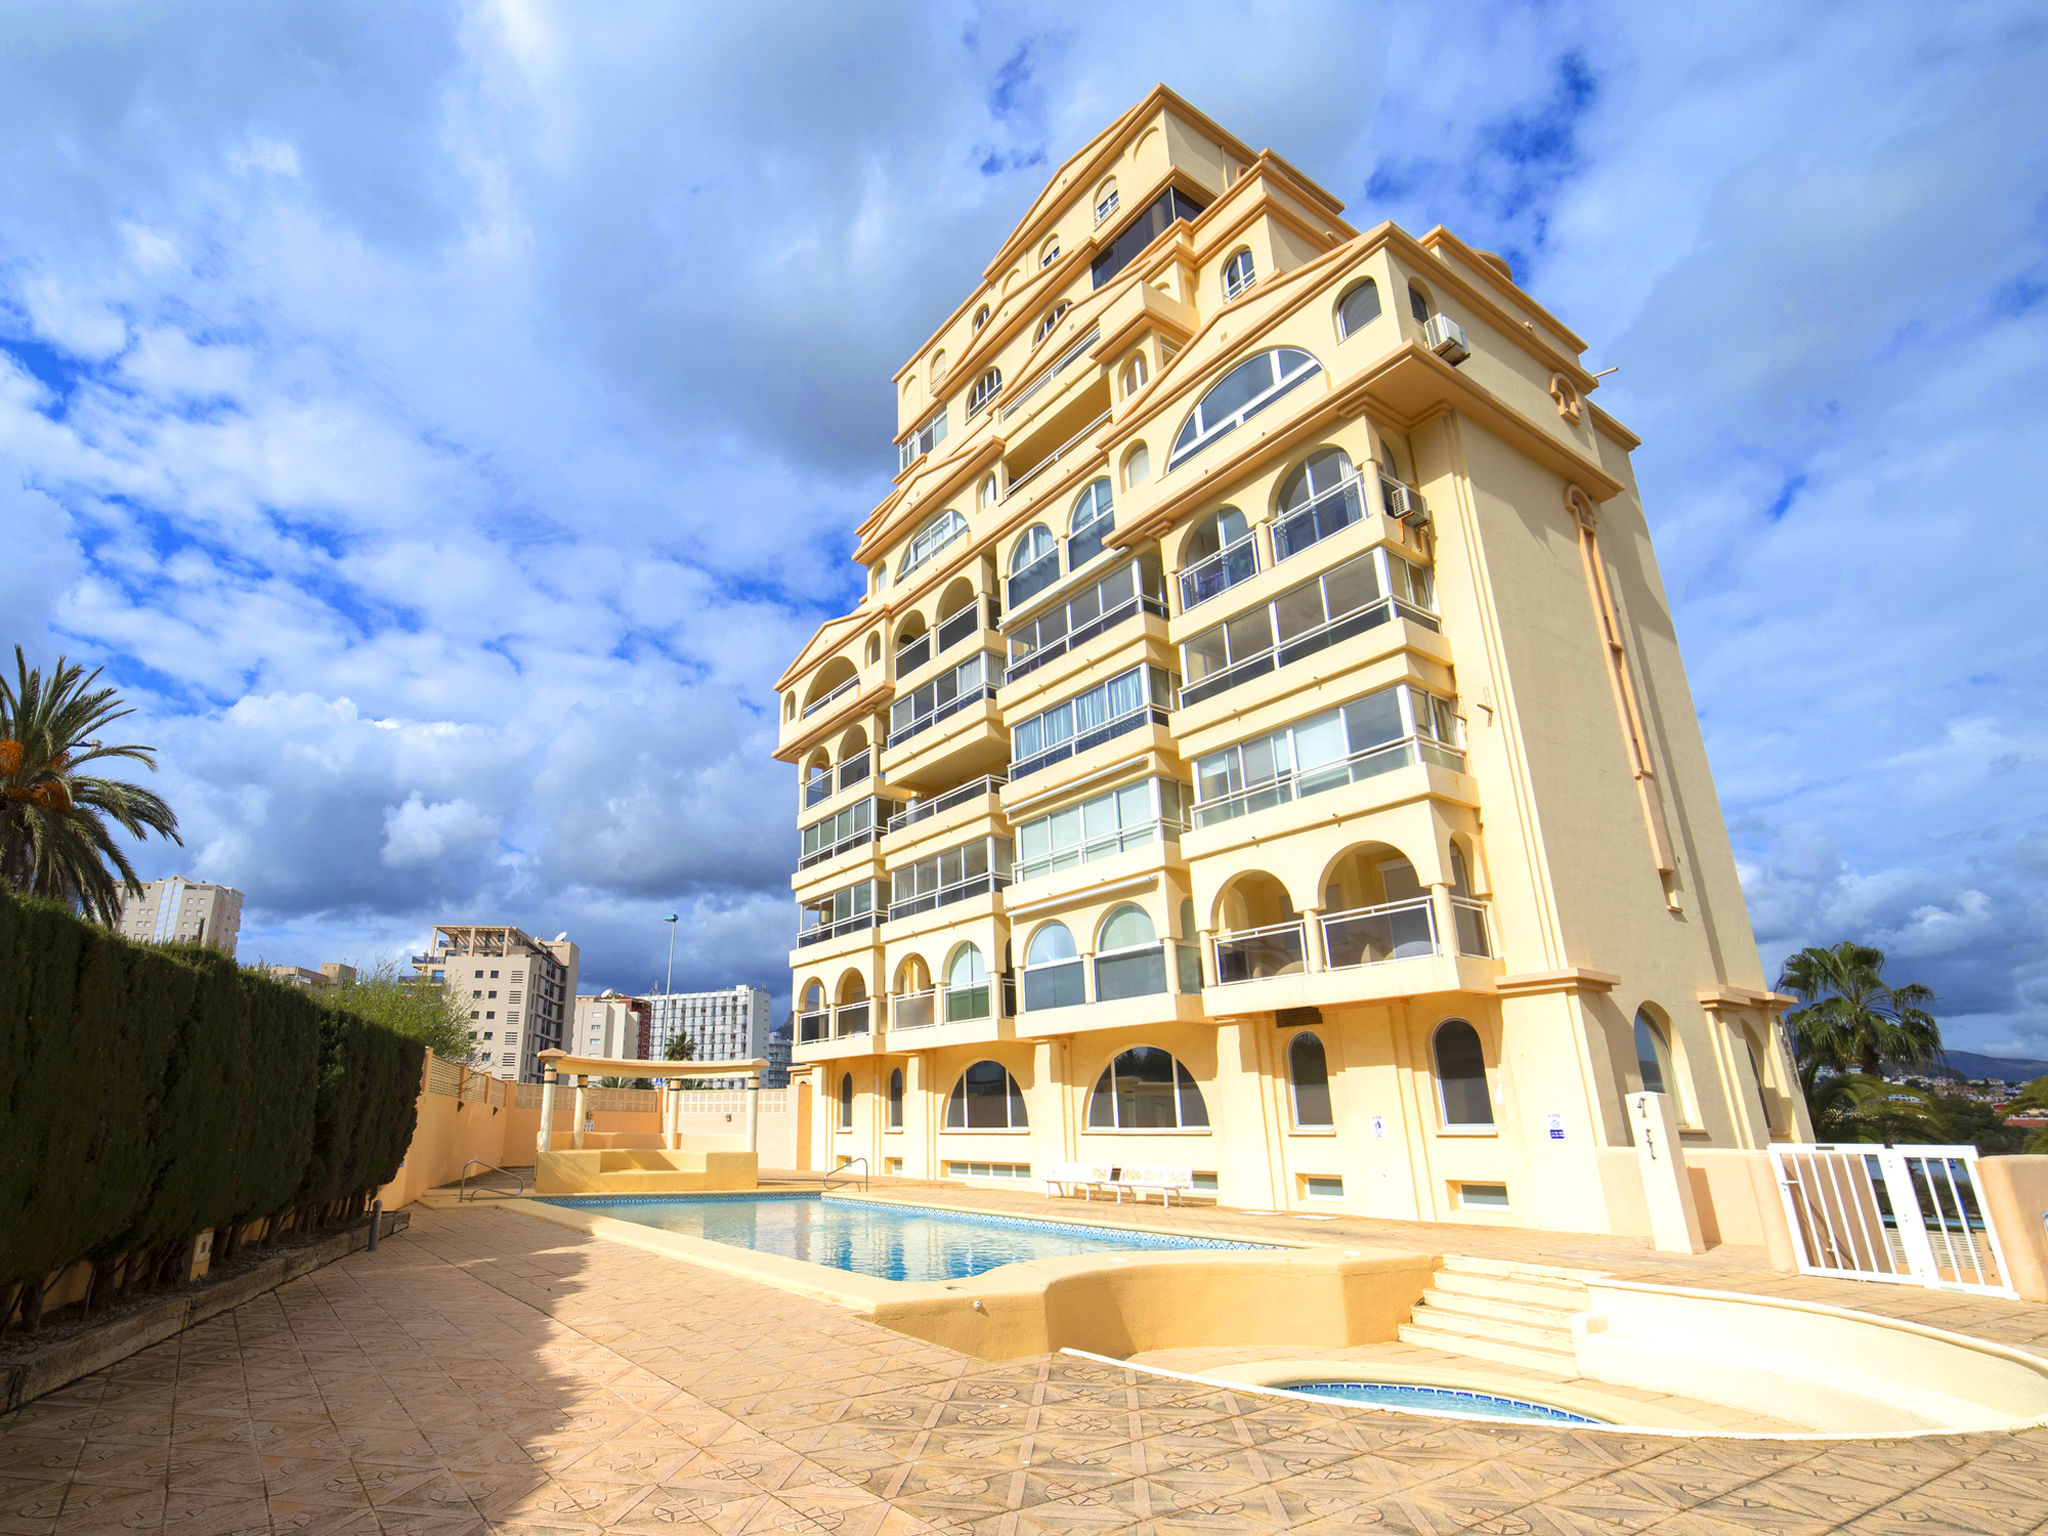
575, 991, 649, 1062
772, 88, 1810, 1231
114, 876, 243, 955
413, 924, 578, 1082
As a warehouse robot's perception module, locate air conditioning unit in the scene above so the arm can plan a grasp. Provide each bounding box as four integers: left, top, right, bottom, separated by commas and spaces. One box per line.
1382, 480, 1430, 527
1424, 313, 1470, 365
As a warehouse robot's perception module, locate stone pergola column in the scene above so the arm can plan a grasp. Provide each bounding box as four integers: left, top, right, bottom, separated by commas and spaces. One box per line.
572, 1074, 589, 1150
745, 1069, 761, 1155
537, 1062, 558, 1154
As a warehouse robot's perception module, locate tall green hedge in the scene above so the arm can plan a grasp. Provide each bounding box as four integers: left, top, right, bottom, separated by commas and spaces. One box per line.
0, 886, 424, 1293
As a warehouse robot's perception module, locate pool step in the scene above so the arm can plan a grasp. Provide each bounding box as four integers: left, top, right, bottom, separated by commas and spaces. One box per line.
1396, 1259, 1594, 1376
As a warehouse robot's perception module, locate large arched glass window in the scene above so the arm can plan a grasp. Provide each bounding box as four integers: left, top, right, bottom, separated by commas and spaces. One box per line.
1067, 479, 1115, 571
1289, 1032, 1333, 1127
1337, 279, 1381, 338
1033, 300, 1071, 343
945, 1060, 1027, 1129
1433, 1020, 1493, 1129
1094, 903, 1166, 1000
968, 367, 1003, 412
946, 943, 990, 1022
1634, 1010, 1674, 1097
898, 509, 967, 581
838, 1072, 854, 1130
1408, 281, 1433, 323
1023, 921, 1084, 1011
1222, 248, 1256, 300
1168, 347, 1320, 471
1087, 1047, 1209, 1129
1007, 524, 1060, 608
888, 1068, 904, 1130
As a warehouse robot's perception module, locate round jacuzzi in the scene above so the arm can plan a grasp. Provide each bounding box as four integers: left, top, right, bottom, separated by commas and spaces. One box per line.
1278, 1381, 1605, 1425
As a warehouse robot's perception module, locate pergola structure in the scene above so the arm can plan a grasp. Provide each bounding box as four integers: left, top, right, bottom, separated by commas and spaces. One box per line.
535, 1050, 771, 1155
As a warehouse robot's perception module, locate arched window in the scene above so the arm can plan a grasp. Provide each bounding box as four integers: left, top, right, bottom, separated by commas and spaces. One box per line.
1007, 524, 1060, 608
888, 1068, 904, 1130
1432, 1020, 1493, 1128
1222, 248, 1256, 300
1633, 1010, 1674, 1097
898, 509, 968, 581
1022, 921, 1083, 1011
1033, 300, 1071, 344
838, 1072, 854, 1130
1087, 1047, 1209, 1129
946, 943, 990, 1022
1289, 1032, 1333, 1128
1278, 448, 1355, 512
1179, 505, 1251, 573
1408, 281, 1432, 323
1094, 903, 1166, 1000
968, 368, 1002, 412
1119, 353, 1147, 397
1337, 279, 1381, 338
1068, 478, 1115, 570
972, 304, 990, 332
802, 982, 823, 1012
1121, 442, 1150, 489
1377, 436, 1402, 480
1169, 348, 1321, 471
980, 474, 1000, 509
1040, 236, 1061, 268
1095, 177, 1119, 224
945, 1060, 1027, 1129
930, 349, 948, 383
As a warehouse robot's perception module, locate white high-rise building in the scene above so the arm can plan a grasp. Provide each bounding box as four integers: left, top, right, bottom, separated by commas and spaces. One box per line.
114, 877, 244, 955
646, 985, 772, 1085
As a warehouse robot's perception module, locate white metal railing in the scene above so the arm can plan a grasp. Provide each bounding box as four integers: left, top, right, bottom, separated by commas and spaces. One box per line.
887, 776, 1006, 834
1000, 327, 1101, 421
798, 1009, 830, 1043
1771, 1144, 2016, 1297
1320, 898, 1438, 970
1192, 736, 1464, 829
1271, 472, 1369, 563
801, 676, 858, 719
1003, 410, 1113, 502
834, 1001, 872, 1037
1213, 919, 1307, 983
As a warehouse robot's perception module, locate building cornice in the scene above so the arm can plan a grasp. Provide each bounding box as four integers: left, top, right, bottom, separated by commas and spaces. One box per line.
1493, 967, 1622, 998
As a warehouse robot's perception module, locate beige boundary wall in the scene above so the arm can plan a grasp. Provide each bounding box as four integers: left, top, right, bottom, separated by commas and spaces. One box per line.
379, 1054, 806, 1208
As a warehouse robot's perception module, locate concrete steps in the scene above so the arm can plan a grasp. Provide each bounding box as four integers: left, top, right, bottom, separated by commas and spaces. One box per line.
1396, 1257, 1599, 1376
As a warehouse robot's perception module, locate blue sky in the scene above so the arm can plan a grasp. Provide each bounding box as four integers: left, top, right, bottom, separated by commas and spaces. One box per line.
2, 2, 2044, 1051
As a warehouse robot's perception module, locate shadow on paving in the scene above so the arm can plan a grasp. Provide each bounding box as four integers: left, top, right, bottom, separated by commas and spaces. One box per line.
0, 1202, 2044, 1534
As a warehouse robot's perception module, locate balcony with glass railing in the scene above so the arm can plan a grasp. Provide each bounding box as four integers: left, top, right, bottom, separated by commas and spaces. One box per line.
834, 1001, 870, 1037
896, 596, 997, 681
887, 653, 994, 750
1214, 919, 1307, 984
1207, 894, 1496, 993
886, 836, 1013, 923
1008, 664, 1175, 783
1192, 736, 1461, 831
885, 775, 1006, 837
1005, 557, 1168, 685
801, 675, 858, 720
1178, 534, 1259, 613
798, 1008, 830, 1044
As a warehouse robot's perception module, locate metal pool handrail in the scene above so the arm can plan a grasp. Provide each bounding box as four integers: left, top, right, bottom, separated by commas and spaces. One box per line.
459, 1160, 530, 1201
823, 1158, 869, 1193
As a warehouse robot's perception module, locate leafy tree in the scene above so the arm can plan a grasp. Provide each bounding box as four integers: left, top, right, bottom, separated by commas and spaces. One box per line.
320, 958, 475, 1061
1805, 1072, 1943, 1143
2004, 1076, 2048, 1155
1778, 941, 1941, 1093
0, 647, 181, 925
663, 1031, 698, 1062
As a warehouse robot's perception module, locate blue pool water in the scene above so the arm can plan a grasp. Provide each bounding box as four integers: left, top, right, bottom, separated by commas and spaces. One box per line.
1282, 1381, 1601, 1424
541, 1192, 1272, 1282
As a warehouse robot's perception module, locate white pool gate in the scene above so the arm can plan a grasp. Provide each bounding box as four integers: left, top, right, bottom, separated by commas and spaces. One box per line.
1769, 1143, 2016, 1297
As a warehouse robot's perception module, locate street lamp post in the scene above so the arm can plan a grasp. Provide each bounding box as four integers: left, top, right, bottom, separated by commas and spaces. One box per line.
662, 913, 679, 1056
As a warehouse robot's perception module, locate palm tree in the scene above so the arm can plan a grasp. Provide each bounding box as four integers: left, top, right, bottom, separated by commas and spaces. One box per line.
0, 646, 181, 926
1777, 941, 1941, 1092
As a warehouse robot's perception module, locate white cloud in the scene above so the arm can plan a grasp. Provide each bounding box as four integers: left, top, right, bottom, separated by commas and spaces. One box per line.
380, 792, 500, 868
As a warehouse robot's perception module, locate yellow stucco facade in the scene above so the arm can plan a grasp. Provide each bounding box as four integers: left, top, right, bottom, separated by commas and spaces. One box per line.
772, 85, 1812, 1233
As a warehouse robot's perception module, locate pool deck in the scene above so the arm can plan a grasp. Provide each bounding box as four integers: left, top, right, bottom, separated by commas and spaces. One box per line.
1, 1180, 2045, 1533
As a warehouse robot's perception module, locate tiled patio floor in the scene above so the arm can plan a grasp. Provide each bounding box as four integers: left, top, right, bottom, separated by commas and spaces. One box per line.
2, 1198, 2045, 1534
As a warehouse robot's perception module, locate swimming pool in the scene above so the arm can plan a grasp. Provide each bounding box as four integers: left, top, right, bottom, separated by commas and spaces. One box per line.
539, 1192, 1273, 1282
1280, 1381, 1602, 1424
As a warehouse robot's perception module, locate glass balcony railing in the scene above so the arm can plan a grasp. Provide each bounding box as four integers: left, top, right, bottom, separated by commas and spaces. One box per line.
796, 911, 875, 948
1272, 475, 1366, 563
1009, 702, 1169, 782
891, 989, 935, 1030
999, 327, 1100, 423
1178, 536, 1259, 612
1178, 595, 1438, 709
887, 682, 994, 749
798, 1009, 830, 1044
886, 871, 1011, 923
1004, 591, 1166, 684
837, 750, 870, 792
834, 1002, 870, 1036
803, 774, 832, 808
1006, 549, 1060, 609
894, 633, 931, 675
801, 676, 858, 719
1321, 898, 1437, 969
1214, 920, 1306, 983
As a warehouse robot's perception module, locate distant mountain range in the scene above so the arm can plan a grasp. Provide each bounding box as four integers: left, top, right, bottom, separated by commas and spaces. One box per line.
1905, 1050, 2048, 1084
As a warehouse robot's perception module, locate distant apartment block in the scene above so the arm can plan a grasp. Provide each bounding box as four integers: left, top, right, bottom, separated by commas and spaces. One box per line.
414, 925, 578, 1083
765, 1018, 793, 1090
114, 877, 243, 955
263, 962, 359, 989
646, 985, 772, 1085
575, 991, 650, 1062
